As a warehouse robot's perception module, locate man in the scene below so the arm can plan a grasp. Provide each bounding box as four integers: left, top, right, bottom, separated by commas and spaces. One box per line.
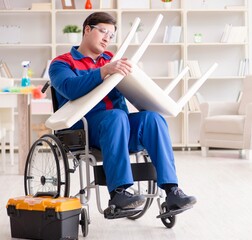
49, 12, 196, 211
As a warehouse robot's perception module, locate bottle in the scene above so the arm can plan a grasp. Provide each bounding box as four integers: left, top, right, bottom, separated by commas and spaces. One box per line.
85, 0, 92, 9
21, 61, 31, 87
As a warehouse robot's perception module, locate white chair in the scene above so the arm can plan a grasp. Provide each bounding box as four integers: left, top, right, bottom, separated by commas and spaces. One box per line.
45, 15, 217, 131
0, 78, 15, 171
199, 75, 252, 160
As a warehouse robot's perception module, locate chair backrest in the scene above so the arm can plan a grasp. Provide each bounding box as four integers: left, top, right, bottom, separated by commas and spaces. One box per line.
50, 86, 59, 113
238, 75, 252, 115
41, 81, 58, 113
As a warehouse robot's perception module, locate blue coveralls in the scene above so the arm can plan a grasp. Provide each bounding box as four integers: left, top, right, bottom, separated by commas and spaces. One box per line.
86, 109, 178, 192
49, 46, 178, 193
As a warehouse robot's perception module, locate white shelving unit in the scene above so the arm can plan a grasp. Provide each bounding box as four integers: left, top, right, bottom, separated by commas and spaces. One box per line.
185, 0, 249, 147
0, 0, 249, 148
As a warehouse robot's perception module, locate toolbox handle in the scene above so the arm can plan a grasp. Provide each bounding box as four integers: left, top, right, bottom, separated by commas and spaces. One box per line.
33, 191, 59, 198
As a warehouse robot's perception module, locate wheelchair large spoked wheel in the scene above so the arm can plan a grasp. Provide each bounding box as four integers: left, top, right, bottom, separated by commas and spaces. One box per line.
127, 155, 156, 220
24, 134, 70, 197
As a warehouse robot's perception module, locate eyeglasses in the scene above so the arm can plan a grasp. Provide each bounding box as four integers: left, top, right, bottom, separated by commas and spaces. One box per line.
90, 25, 115, 40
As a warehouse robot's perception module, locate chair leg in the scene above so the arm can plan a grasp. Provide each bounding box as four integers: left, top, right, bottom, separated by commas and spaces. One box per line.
1, 133, 6, 172
245, 149, 252, 161
201, 146, 209, 157
239, 149, 245, 159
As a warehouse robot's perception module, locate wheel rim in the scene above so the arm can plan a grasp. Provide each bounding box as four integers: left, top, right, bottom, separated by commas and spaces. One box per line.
41, 134, 70, 197
24, 138, 61, 195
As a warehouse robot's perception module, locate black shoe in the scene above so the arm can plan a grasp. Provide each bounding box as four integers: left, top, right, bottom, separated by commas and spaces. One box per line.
108, 188, 145, 209
166, 187, 197, 210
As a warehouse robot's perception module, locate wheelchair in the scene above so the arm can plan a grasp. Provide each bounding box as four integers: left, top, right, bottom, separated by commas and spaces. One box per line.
23, 82, 177, 237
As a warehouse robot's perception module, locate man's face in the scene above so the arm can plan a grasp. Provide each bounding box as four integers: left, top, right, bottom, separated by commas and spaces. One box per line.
85, 23, 115, 54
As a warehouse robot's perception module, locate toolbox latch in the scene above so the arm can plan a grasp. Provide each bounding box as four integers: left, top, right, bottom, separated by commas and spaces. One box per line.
45, 208, 56, 219
7, 205, 18, 217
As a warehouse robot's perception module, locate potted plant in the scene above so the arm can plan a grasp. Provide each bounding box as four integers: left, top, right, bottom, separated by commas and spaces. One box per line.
62, 25, 81, 44
161, 0, 172, 9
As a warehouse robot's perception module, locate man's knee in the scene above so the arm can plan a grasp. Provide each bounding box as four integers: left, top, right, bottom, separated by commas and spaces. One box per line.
143, 111, 167, 126
108, 109, 128, 121
102, 109, 129, 128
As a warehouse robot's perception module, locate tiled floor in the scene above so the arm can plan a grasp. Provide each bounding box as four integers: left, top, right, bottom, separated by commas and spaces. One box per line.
1, 149, 252, 240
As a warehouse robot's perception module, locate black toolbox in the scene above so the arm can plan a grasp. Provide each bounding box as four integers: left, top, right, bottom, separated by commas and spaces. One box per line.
7, 194, 81, 240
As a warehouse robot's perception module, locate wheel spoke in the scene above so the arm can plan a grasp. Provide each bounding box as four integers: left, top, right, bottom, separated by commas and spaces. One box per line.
24, 134, 70, 197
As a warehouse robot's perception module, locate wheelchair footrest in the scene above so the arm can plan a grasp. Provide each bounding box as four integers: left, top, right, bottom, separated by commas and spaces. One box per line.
156, 205, 193, 218
104, 205, 142, 219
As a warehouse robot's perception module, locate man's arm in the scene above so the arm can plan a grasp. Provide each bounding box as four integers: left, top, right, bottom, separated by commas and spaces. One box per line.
49, 60, 103, 101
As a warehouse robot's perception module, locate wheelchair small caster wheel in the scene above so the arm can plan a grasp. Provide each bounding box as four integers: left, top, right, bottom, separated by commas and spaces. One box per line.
160, 202, 176, 229
80, 208, 89, 237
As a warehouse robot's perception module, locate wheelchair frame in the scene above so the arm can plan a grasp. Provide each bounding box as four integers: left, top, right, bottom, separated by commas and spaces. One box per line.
24, 85, 176, 237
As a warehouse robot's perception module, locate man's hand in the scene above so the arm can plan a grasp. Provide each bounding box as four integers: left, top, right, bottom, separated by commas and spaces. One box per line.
100, 58, 132, 80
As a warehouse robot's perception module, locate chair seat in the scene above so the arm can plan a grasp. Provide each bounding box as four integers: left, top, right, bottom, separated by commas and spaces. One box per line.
204, 115, 245, 134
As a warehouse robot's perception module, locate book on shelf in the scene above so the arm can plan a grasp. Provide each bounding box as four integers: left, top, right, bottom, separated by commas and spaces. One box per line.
236, 91, 243, 103
187, 60, 202, 78
178, 59, 183, 73
188, 98, 196, 112
188, 94, 201, 112
31, 3, 52, 10
238, 58, 249, 76
0, 60, 12, 78
100, 0, 114, 9
220, 24, 247, 43
195, 92, 205, 104
167, 60, 183, 78
163, 26, 182, 43
220, 24, 232, 43
0, 0, 11, 9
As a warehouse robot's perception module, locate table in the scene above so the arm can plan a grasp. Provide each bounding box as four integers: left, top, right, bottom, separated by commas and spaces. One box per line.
0, 93, 31, 174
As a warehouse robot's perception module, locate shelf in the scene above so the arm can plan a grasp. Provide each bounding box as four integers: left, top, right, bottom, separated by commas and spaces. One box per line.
187, 43, 247, 46
188, 76, 246, 80
0, 9, 52, 13
120, 9, 183, 12
0, 44, 52, 48
1, 0, 248, 147
55, 9, 117, 13
186, 9, 247, 12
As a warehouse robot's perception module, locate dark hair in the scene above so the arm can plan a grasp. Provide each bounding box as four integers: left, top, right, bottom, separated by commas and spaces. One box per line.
82, 12, 117, 36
